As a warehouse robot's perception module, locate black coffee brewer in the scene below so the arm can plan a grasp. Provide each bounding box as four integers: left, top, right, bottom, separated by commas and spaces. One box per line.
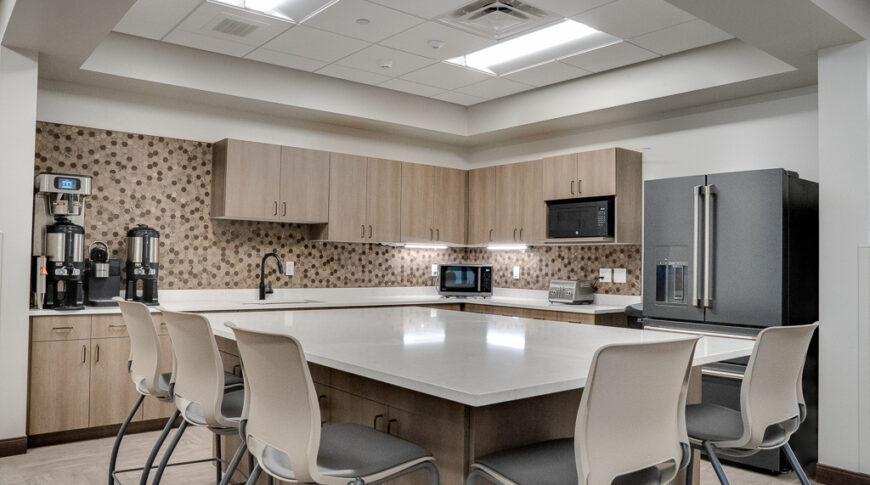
43, 217, 86, 310
85, 241, 121, 306
125, 224, 160, 305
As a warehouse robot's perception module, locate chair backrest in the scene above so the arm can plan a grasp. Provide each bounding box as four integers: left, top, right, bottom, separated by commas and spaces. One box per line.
158, 308, 233, 428
228, 323, 323, 484
575, 337, 698, 485
731, 322, 818, 450
115, 297, 165, 398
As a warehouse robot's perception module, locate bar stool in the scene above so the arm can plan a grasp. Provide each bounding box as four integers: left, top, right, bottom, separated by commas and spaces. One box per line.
226, 322, 441, 485
156, 308, 248, 485
465, 338, 698, 485
110, 299, 244, 485
684, 323, 818, 485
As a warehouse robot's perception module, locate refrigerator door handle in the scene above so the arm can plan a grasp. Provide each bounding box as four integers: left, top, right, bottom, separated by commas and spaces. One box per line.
703, 184, 715, 308
692, 185, 703, 307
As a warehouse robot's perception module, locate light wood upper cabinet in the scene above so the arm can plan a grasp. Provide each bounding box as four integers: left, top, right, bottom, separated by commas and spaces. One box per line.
280, 147, 330, 223
89, 337, 142, 427
468, 167, 497, 245
434, 167, 467, 245
29, 339, 90, 435
366, 158, 403, 243
542, 148, 631, 201
471, 161, 544, 244
401, 163, 466, 245
542, 153, 578, 201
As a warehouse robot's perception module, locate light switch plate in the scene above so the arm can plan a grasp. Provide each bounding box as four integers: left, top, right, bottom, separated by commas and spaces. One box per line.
431, 264, 438, 276
599, 268, 612, 283
613, 268, 627, 283
285, 261, 294, 276
513, 266, 520, 279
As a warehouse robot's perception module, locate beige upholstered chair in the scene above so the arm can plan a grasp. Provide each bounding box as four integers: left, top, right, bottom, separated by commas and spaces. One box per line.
466, 337, 699, 485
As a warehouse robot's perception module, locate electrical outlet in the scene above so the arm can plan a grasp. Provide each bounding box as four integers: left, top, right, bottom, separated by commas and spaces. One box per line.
599, 268, 612, 283
613, 268, 627, 283
431, 264, 439, 276
285, 261, 294, 276
513, 266, 520, 279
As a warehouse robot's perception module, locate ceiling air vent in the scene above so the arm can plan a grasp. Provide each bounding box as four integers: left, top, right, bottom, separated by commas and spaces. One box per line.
211, 17, 260, 37
437, 0, 560, 40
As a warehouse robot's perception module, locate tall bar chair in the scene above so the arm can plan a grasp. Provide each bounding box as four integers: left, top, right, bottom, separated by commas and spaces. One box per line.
684, 323, 819, 485
227, 322, 441, 485
155, 308, 248, 485
465, 337, 698, 485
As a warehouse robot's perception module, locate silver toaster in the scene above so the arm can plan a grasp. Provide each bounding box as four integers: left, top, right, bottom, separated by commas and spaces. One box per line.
548, 279, 595, 305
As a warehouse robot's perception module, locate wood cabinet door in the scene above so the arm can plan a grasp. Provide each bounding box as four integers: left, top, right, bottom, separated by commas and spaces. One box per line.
542, 153, 578, 201
401, 163, 436, 243
577, 148, 617, 197
387, 407, 466, 485
328, 388, 389, 431
90, 338, 143, 427
280, 147, 330, 223
433, 167, 467, 244
143, 334, 176, 420
220, 140, 282, 220
467, 167, 497, 244
29, 340, 91, 434
494, 163, 525, 242
516, 160, 545, 243
328, 153, 368, 242
366, 158, 402, 243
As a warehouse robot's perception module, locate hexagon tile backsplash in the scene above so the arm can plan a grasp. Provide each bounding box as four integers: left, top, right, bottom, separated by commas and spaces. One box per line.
34, 122, 640, 295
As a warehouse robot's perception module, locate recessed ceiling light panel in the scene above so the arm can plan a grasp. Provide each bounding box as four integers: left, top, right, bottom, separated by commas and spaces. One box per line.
209, 0, 339, 22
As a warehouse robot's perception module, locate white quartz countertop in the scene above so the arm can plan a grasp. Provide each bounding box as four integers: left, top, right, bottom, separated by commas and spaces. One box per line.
204, 306, 753, 407
29, 287, 637, 317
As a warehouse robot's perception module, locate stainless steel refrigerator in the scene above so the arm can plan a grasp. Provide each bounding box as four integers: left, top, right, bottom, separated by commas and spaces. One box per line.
642, 168, 818, 473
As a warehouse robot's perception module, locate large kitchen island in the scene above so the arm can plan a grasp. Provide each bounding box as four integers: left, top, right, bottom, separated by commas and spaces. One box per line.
205, 307, 755, 485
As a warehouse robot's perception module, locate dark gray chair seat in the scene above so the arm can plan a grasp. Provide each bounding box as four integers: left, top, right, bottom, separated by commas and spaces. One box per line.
686, 403, 789, 448
184, 388, 245, 426
261, 423, 432, 480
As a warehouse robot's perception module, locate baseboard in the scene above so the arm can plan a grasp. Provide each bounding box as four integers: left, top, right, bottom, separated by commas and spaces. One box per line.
0, 436, 27, 457
27, 418, 172, 448
817, 464, 870, 485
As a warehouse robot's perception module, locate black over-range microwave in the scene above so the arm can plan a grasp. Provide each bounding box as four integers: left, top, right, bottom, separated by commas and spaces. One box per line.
546, 197, 614, 238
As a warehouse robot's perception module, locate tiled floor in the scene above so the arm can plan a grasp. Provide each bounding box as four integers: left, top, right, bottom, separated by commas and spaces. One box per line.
0, 427, 812, 484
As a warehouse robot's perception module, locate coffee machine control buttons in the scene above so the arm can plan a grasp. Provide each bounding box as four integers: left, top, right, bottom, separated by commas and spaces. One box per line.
55, 267, 68, 276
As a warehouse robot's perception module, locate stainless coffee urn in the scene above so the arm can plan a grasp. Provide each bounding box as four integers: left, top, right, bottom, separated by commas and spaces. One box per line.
125, 224, 160, 305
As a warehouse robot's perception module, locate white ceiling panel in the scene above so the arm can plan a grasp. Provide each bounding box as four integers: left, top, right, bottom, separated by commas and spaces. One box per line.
262, 25, 368, 62
504, 61, 591, 87
379, 78, 445, 97
455, 77, 534, 100
316, 64, 393, 85
573, 0, 695, 39
335, 44, 435, 77
631, 19, 733, 56
302, 0, 423, 42
560, 41, 657, 72
365, 0, 471, 20
245, 48, 328, 71
164, 29, 255, 57
379, 22, 496, 61
113, 0, 201, 40
523, 0, 615, 17
432, 91, 487, 106
401, 62, 492, 90
175, 1, 293, 47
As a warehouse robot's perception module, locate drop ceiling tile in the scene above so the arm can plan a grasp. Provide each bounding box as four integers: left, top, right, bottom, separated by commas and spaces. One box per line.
335, 44, 435, 77
401, 62, 492, 90
379, 78, 445, 97
303, 0, 424, 42
523, 0, 616, 17
175, 1, 293, 47
504, 61, 591, 87
573, 0, 695, 39
560, 41, 658, 72
113, 0, 201, 40
262, 25, 369, 63
379, 22, 496, 61
432, 91, 487, 106
164, 29, 254, 57
245, 48, 329, 71
455, 77, 534, 100
631, 19, 733, 55
365, 0, 471, 20
316, 64, 394, 85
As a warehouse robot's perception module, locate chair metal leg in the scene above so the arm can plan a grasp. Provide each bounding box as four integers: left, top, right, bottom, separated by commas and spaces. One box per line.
218, 441, 247, 485
152, 420, 189, 484
685, 452, 694, 485
424, 461, 440, 485
139, 409, 180, 485
215, 435, 222, 484
109, 394, 145, 485
465, 468, 496, 485
783, 442, 811, 485
245, 464, 262, 485
703, 441, 731, 485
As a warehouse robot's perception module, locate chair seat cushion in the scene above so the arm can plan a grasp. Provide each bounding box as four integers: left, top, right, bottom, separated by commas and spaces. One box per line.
686, 403, 744, 442
183, 388, 245, 426
261, 423, 432, 480
223, 371, 244, 388
475, 438, 577, 485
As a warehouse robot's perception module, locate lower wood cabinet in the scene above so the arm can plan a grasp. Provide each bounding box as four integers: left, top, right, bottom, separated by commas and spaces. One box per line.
28, 339, 91, 435
89, 337, 142, 427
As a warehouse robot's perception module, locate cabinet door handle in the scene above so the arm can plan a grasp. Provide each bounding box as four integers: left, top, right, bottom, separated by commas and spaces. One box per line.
436, 228, 440, 240
108, 324, 126, 328
52, 326, 74, 331
387, 418, 398, 435
513, 228, 517, 241
361, 225, 365, 238
273, 201, 278, 215
570, 180, 574, 195
577, 179, 582, 195
373, 414, 384, 430
282, 202, 287, 217
95, 344, 101, 363
430, 228, 434, 240
368, 225, 373, 239
519, 228, 523, 241
82, 344, 87, 364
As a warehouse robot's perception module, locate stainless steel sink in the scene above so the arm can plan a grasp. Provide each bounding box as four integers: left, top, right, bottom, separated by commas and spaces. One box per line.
242, 299, 323, 305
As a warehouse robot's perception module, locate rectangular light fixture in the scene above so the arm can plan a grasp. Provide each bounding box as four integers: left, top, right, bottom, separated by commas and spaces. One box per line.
404, 243, 449, 250
445, 19, 620, 76
486, 243, 528, 251
209, 0, 339, 22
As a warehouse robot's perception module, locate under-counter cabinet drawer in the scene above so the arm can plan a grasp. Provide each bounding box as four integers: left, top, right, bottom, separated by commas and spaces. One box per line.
28, 340, 91, 435
92, 314, 129, 338
31, 315, 91, 342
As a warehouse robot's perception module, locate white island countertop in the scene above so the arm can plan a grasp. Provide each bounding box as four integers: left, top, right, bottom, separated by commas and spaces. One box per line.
204, 306, 753, 407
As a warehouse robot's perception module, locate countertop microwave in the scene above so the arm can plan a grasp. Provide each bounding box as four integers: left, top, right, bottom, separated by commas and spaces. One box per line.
547, 197, 614, 239
438, 264, 493, 297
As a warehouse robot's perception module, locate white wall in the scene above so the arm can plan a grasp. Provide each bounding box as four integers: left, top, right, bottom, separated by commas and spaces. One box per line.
0, 45, 37, 442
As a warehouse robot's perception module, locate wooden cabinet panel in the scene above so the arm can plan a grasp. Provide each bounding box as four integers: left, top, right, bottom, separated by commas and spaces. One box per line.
327, 153, 368, 242
401, 163, 436, 243
366, 158, 402, 243
90, 338, 143, 427
212, 139, 282, 220
29, 340, 91, 434
467, 167, 496, 244
280, 147, 329, 223
91, 314, 129, 339
328, 388, 388, 431
518, 161, 545, 243
542, 153, 578, 201
492, 161, 542, 243
143, 334, 176, 420
577, 148, 617, 197
31, 315, 91, 342
387, 407, 465, 485
433, 167, 467, 244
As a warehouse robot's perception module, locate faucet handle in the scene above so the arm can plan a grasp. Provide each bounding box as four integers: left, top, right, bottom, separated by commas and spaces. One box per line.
266, 281, 274, 294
